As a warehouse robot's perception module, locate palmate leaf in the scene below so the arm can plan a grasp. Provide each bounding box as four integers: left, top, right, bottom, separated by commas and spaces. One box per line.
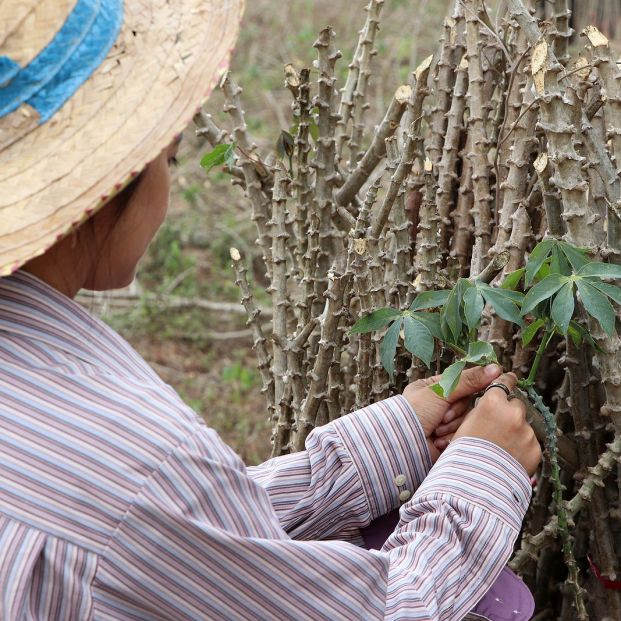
550, 245, 572, 276
403, 315, 434, 367
576, 279, 616, 335
525, 240, 588, 285
441, 281, 465, 343
480, 285, 523, 303
479, 284, 524, 326
465, 341, 497, 363
463, 287, 484, 331
410, 289, 450, 311
537, 261, 551, 281
522, 318, 545, 345
501, 268, 525, 290
567, 320, 602, 351
431, 360, 466, 398
521, 274, 566, 315
586, 279, 621, 305
380, 319, 402, 380
558, 242, 588, 271
525, 239, 554, 286
430, 343, 497, 399
550, 281, 575, 335
412, 311, 443, 339
578, 262, 621, 280
350, 308, 401, 334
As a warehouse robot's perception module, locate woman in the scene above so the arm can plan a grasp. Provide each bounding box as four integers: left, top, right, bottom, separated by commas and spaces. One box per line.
0, 2, 541, 620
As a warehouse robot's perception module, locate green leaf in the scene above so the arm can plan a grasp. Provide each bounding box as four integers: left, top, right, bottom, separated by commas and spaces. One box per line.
479, 284, 524, 303
537, 261, 551, 281
501, 268, 525, 290
463, 287, 485, 331
585, 279, 621, 305
576, 279, 616, 335
309, 121, 320, 142
412, 311, 443, 339
409, 290, 450, 311
225, 146, 236, 167
522, 274, 566, 315
480, 286, 524, 326
380, 319, 402, 380
432, 360, 467, 398
525, 239, 554, 286
567, 321, 583, 347
350, 308, 401, 334
559, 242, 589, 271
578, 261, 621, 280
403, 316, 434, 367
200, 143, 236, 173
550, 245, 572, 276
568, 320, 602, 351
551, 281, 575, 335
522, 318, 545, 346
442, 283, 464, 343
465, 341, 497, 363
440, 313, 453, 342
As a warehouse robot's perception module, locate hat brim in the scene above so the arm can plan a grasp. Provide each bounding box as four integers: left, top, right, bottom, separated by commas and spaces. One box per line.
0, 0, 244, 276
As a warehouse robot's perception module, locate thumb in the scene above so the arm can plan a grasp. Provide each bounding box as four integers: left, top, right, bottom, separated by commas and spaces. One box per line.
446, 364, 502, 403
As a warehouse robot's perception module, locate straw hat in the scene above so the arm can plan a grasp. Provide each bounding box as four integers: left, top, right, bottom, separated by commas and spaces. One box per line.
0, 0, 244, 277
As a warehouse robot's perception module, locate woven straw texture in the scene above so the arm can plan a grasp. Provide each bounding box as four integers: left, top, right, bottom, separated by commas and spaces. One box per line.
0, 0, 243, 276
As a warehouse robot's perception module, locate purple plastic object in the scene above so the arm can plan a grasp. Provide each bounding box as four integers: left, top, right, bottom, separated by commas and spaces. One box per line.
360, 511, 535, 621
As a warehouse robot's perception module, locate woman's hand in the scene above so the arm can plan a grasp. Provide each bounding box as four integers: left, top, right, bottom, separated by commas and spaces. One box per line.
402, 364, 503, 462
454, 372, 542, 476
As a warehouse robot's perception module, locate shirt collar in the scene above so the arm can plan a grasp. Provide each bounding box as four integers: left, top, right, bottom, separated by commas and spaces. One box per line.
0, 270, 157, 383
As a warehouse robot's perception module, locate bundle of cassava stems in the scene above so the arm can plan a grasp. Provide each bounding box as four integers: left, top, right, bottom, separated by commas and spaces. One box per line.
197, 0, 621, 617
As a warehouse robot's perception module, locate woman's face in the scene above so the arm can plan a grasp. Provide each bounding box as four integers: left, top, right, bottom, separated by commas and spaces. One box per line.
83, 138, 181, 291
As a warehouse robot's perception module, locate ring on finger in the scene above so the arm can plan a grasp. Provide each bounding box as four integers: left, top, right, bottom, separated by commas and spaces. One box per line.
483, 382, 512, 398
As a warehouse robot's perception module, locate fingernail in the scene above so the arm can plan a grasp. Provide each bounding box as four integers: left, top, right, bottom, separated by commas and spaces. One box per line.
443, 409, 455, 422
485, 364, 501, 376
436, 425, 447, 435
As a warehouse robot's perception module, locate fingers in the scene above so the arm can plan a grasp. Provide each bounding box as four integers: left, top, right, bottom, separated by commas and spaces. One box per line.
435, 414, 465, 437
441, 396, 471, 424
478, 372, 519, 407
489, 372, 518, 394
446, 364, 502, 403
434, 433, 455, 451
437, 396, 471, 436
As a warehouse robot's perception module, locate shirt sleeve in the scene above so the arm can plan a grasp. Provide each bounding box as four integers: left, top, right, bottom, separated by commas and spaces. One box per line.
94, 423, 532, 621
247, 396, 432, 542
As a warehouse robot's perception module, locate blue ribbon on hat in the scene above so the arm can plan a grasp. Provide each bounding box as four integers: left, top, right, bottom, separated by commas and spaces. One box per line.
0, 0, 123, 122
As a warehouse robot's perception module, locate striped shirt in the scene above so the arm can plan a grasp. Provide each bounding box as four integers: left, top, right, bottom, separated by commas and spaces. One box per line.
0, 270, 532, 620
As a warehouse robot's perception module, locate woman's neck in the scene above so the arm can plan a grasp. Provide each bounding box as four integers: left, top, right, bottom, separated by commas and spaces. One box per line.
21, 233, 90, 299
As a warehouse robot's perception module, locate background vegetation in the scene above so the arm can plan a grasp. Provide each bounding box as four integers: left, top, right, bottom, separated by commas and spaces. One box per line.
81, 0, 621, 617
85, 0, 449, 464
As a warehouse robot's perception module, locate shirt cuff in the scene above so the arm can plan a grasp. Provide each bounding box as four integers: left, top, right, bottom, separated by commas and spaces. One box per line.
412, 437, 532, 532
330, 395, 433, 520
